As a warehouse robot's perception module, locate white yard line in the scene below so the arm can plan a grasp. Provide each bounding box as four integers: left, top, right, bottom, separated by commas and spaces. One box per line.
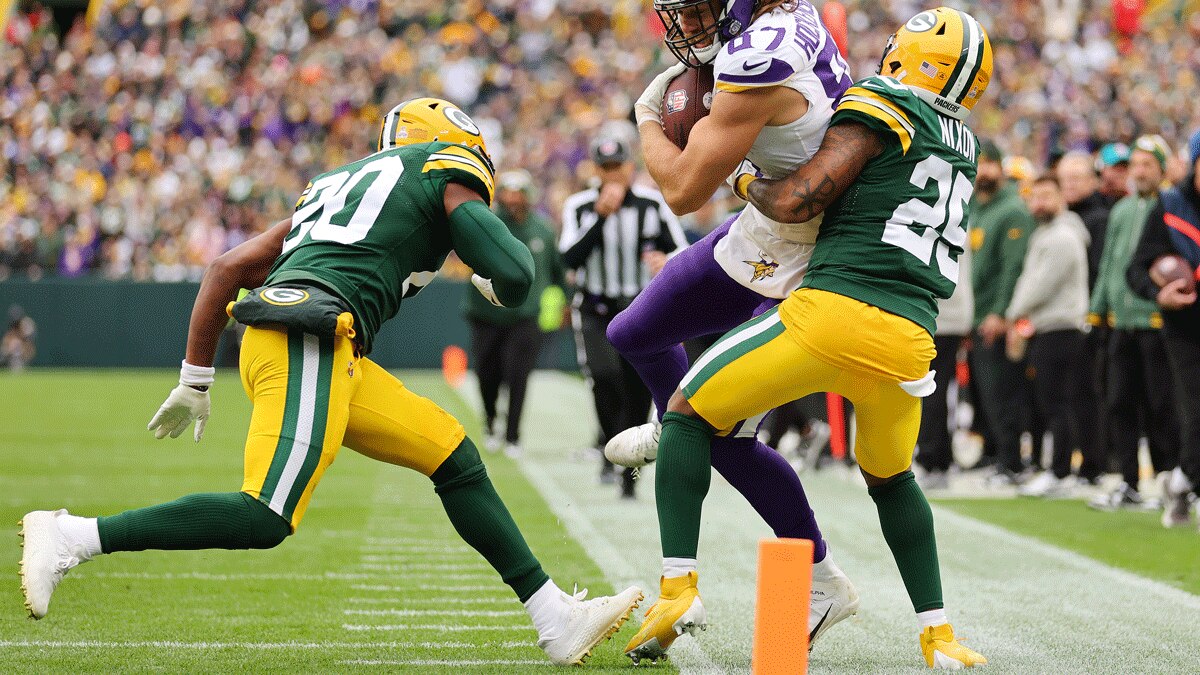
0, 640, 531, 650
351, 584, 503, 593
339, 659, 545, 667
343, 609, 526, 617
348, 597, 511, 605
341, 624, 533, 632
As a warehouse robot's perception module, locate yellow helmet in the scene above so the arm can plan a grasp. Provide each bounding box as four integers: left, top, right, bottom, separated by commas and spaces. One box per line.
378, 97, 493, 168
877, 7, 992, 121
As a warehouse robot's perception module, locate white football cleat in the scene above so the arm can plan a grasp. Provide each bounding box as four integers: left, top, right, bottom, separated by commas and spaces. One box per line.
604, 422, 660, 468
539, 585, 643, 665
809, 560, 859, 648
19, 509, 91, 619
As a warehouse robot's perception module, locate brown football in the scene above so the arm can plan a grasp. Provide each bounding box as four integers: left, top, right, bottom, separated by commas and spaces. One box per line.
1150, 254, 1196, 292
661, 64, 715, 149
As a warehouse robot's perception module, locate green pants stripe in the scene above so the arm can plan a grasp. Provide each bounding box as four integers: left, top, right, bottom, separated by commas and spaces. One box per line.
259, 331, 334, 522
682, 306, 786, 397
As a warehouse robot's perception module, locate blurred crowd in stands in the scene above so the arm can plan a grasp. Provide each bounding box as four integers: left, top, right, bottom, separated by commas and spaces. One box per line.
1, 0, 1199, 281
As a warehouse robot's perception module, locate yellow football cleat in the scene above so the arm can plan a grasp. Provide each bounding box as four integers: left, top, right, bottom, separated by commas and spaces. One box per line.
920, 623, 988, 670
624, 572, 706, 665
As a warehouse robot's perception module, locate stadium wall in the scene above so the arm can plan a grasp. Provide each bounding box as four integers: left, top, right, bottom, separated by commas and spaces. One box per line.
0, 279, 577, 370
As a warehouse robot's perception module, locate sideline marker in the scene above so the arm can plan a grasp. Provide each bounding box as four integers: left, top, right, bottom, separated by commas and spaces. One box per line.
751, 538, 813, 674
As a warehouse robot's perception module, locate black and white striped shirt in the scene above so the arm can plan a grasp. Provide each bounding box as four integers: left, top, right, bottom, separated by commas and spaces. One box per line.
558, 185, 687, 300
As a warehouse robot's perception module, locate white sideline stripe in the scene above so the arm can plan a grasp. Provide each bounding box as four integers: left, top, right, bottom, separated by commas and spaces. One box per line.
935, 507, 1200, 610
342, 624, 532, 632
348, 597, 511, 605
344, 609, 525, 617
340, 660, 544, 667
269, 333, 321, 516
0, 640, 531, 650
352, 584, 502, 592
680, 311, 781, 391
69, 571, 372, 581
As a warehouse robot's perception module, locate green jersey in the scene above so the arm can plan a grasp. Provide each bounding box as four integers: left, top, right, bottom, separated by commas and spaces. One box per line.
800, 75, 979, 336
267, 141, 498, 352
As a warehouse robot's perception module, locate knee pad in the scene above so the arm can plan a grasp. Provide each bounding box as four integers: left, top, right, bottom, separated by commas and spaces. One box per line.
239, 492, 292, 549
431, 439, 489, 493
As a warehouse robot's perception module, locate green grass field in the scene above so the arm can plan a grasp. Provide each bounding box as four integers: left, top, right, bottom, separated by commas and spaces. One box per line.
935, 498, 1200, 595
5, 370, 1200, 673
0, 370, 653, 673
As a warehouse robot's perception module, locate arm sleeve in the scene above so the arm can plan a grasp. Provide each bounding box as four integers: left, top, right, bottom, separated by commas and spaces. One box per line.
1128, 199, 1171, 301
448, 200, 534, 307
559, 199, 605, 269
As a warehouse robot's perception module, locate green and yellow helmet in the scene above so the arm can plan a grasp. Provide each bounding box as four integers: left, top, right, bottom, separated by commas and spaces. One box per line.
378, 98, 493, 169
877, 7, 993, 121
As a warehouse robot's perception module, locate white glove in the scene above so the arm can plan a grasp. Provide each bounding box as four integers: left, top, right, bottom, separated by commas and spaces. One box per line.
727, 158, 763, 201
147, 361, 214, 442
471, 273, 504, 307
635, 62, 687, 128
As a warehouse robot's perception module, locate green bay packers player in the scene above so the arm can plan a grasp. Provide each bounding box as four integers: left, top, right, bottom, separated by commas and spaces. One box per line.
626, 8, 992, 669
19, 98, 642, 665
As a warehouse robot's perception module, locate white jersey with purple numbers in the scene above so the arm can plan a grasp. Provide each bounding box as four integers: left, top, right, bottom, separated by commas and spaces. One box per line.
710, 2, 852, 298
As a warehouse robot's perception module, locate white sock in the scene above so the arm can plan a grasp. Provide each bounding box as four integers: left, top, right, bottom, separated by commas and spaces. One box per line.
524, 580, 569, 642
57, 514, 102, 560
917, 608, 948, 629
662, 557, 696, 578
811, 554, 841, 582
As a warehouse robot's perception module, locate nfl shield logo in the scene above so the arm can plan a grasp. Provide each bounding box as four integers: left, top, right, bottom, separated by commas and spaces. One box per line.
665, 89, 689, 114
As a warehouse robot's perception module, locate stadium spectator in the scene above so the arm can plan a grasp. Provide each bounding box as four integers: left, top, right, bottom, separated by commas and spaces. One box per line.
1088, 134, 1180, 510
463, 170, 565, 458
968, 141, 1035, 485
1, 305, 36, 371
916, 249, 973, 490
558, 135, 685, 498
1095, 143, 1133, 206
1128, 129, 1200, 528
1008, 175, 1091, 498
1058, 151, 1111, 483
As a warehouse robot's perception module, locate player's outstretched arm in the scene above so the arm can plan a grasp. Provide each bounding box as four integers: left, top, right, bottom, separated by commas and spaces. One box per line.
184, 219, 292, 368
445, 183, 535, 307
639, 86, 782, 215
745, 121, 882, 224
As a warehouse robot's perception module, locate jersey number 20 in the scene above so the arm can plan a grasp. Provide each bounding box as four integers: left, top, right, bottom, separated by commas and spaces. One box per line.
881, 155, 973, 283
283, 155, 405, 254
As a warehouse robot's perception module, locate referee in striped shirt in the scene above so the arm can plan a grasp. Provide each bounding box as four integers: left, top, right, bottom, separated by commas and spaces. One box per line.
559, 135, 687, 497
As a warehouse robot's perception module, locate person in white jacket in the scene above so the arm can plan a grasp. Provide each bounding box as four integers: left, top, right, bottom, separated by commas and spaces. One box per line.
1006, 174, 1091, 497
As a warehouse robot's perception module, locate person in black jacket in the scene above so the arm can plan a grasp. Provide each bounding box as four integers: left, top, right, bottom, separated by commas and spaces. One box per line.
1057, 151, 1111, 483
1128, 129, 1200, 529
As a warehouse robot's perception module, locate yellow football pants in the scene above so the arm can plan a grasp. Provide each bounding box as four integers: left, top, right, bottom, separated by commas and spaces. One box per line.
682, 288, 936, 478
239, 325, 465, 530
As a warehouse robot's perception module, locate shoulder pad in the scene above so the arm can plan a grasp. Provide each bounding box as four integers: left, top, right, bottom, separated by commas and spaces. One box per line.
834, 76, 922, 154
422, 143, 495, 205
714, 10, 804, 92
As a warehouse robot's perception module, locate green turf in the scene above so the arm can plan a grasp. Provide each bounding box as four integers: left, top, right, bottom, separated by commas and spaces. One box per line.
0, 369, 648, 673
936, 497, 1200, 595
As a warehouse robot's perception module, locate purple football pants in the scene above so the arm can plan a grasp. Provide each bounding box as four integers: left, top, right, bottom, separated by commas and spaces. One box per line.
607, 218, 826, 561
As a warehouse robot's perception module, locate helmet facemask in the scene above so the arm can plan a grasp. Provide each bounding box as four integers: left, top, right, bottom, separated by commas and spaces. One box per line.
655, 0, 755, 66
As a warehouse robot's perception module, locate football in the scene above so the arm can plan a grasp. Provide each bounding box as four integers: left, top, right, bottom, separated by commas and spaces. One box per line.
661, 64, 715, 149
1149, 253, 1196, 292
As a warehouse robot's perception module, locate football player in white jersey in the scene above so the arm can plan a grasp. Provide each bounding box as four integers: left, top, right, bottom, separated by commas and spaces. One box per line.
605, 0, 859, 663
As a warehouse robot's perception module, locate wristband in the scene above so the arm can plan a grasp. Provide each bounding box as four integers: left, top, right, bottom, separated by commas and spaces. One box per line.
179, 360, 216, 387
734, 174, 758, 201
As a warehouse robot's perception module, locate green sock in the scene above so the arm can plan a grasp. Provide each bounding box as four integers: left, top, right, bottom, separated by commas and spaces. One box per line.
867, 471, 944, 612
432, 439, 548, 602
97, 492, 290, 553
656, 411, 714, 560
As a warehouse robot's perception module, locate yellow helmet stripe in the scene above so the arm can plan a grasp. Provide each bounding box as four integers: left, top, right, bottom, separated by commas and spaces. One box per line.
943, 10, 983, 103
